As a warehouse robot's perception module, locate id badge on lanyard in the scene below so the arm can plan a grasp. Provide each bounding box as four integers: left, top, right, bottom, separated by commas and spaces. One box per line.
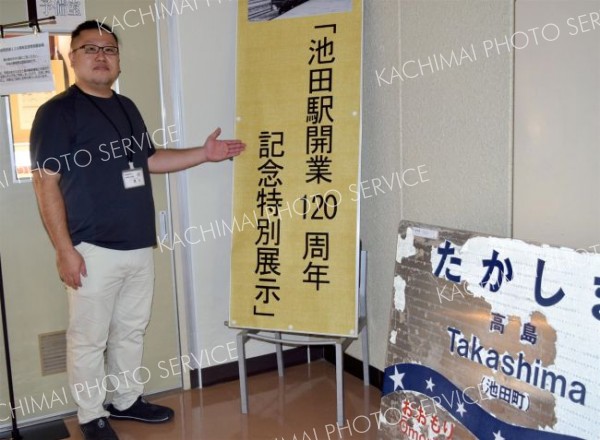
122, 161, 145, 189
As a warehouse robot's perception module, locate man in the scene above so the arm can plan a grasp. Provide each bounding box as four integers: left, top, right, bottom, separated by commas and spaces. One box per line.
30, 20, 245, 440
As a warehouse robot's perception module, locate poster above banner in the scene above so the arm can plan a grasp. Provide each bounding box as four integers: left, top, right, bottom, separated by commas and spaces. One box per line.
230, 0, 363, 336
379, 221, 599, 440
0, 33, 54, 95
248, 0, 352, 22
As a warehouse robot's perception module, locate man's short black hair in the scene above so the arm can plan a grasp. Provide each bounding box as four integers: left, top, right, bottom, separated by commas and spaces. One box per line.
71, 20, 118, 46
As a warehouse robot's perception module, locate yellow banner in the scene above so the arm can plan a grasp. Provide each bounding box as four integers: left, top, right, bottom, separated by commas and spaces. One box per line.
230, 0, 362, 336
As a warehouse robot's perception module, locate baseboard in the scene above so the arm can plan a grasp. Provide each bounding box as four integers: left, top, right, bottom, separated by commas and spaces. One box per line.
322, 346, 384, 390
192, 344, 383, 391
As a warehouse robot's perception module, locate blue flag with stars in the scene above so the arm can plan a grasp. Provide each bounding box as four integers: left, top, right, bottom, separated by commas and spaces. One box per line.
383, 363, 583, 440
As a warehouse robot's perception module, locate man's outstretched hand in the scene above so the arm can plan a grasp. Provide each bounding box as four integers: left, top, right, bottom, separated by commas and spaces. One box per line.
204, 127, 246, 162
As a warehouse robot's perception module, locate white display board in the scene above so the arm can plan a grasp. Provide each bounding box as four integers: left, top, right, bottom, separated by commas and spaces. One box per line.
379, 221, 598, 440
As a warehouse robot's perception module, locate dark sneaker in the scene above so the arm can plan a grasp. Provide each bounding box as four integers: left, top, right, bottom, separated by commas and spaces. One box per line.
80, 417, 119, 440
107, 396, 174, 424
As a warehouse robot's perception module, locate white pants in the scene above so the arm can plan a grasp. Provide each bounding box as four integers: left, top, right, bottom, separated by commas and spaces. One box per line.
66, 242, 155, 424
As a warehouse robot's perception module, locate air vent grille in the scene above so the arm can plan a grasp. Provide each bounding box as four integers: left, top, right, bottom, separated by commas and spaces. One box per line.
39, 331, 67, 376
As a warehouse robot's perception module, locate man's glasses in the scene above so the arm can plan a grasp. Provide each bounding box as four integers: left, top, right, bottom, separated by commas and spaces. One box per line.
72, 44, 119, 56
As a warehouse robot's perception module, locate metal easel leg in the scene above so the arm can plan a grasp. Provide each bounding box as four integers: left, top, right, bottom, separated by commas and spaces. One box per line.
237, 331, 249, 414
359, 249, 370, 386
275, 332, 284, 376
335, 341, 344, 426
361, 324, 370, 386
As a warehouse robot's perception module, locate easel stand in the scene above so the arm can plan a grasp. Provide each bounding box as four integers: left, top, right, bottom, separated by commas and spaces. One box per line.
235, 250, 369, 426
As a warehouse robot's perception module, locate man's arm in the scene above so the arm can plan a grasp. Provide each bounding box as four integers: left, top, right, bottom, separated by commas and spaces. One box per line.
148, 127, 246, 173
32, 170, 86, 289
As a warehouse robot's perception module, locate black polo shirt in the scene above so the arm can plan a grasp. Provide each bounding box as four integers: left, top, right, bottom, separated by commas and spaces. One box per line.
30, 85, 157, 250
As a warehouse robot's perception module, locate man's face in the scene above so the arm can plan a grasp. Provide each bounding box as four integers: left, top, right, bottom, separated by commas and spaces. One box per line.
69, 29, 120, 89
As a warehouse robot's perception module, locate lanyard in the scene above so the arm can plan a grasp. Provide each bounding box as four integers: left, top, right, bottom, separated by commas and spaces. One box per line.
74, 85, 136, 166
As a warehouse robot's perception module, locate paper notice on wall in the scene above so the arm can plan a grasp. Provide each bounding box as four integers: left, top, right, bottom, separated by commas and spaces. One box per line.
36, 0, 86, 32
0, 34, 54, 95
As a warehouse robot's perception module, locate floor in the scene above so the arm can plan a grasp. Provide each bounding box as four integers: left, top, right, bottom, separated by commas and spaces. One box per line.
64, 360, 382, 440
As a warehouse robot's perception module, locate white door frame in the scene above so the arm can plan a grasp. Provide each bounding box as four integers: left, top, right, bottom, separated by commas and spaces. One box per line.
155, 5, 198, 390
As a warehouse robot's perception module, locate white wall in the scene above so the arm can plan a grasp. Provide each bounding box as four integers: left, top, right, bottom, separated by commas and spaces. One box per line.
400, 0, 514, 235
348, 0, 514, 370
514, 0, 600, 250
345, 0, 401, 368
